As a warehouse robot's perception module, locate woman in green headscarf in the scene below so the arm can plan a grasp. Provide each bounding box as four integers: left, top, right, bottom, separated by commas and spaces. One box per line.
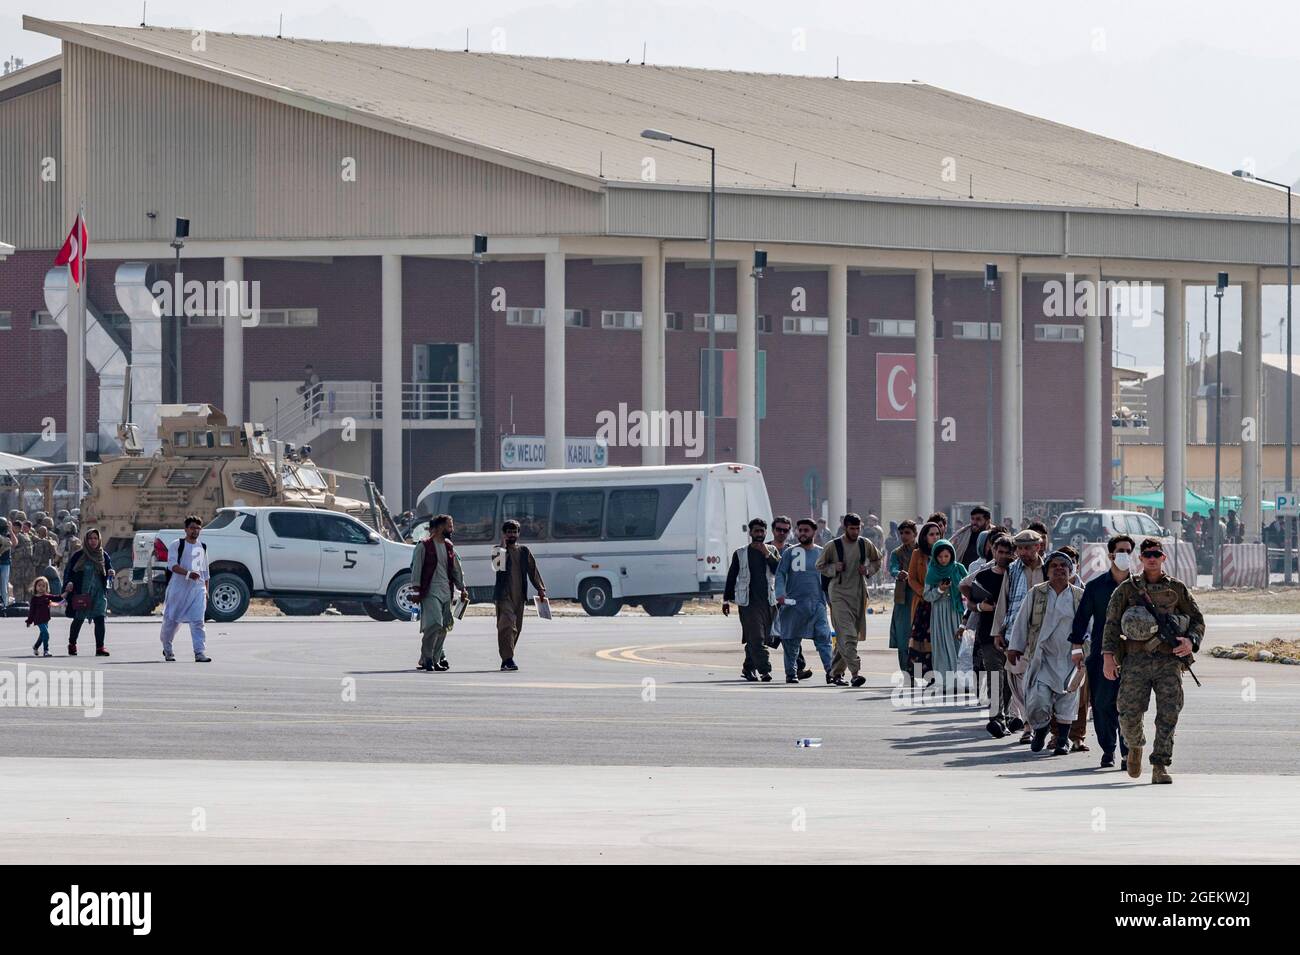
923, 539, 967, 676
62, 527, 114, 656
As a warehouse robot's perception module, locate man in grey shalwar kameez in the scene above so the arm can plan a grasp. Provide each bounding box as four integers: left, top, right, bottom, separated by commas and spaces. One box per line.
411, 514, 468, 672
1007, 550, 1084, 756
816, 513, 882, 687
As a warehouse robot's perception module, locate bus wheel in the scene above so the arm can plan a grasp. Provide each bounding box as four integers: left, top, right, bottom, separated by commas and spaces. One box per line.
580, 579, 620, 616
642, 596, 683, 617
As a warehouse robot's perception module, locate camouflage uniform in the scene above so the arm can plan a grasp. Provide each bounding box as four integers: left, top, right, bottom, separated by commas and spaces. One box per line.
11, 519, 34, 602
31, 529, 59, 591
1102, 572, 1204, 767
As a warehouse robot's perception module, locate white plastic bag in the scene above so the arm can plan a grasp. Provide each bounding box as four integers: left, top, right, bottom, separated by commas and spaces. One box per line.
957, 628, 975, 673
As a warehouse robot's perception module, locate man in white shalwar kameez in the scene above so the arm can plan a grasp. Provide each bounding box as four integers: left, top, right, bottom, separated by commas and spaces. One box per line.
160, 516, 211, 663
1007, 550, 1083, 756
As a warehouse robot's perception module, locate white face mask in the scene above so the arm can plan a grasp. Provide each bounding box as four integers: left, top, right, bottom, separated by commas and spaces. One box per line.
1113, 552, 1132, 572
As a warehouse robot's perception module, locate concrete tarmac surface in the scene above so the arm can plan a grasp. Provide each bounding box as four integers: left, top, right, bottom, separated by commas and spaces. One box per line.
2, 612, 1296, 863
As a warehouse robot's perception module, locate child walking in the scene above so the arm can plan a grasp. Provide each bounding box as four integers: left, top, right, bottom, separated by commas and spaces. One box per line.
26, 576, 62, 657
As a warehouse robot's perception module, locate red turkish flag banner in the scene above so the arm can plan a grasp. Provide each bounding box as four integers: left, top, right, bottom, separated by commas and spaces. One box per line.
54, 214, 89, 286
875, 352, 939, 421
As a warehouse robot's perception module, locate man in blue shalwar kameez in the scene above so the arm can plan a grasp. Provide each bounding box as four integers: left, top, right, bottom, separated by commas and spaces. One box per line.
775, 519, 834, 684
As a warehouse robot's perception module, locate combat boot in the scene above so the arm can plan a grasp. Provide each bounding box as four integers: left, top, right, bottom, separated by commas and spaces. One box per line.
1126, 746, 1143, 779
1151, 764, 1172, 785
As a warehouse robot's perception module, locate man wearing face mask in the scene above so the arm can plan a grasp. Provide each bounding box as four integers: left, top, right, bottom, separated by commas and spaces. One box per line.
1070, 534, 1135, 768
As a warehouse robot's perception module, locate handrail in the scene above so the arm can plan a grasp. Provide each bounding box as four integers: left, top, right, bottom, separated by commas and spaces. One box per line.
270, 380, 477, 439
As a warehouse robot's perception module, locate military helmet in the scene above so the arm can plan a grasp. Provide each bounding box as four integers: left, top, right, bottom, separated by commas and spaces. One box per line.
40, 516, 55, 530
14, 510, 27, 523
56, 509, 69, 522
1120, 606, 1158, 641
33, 510, 47, 522
63, 520, 78, 535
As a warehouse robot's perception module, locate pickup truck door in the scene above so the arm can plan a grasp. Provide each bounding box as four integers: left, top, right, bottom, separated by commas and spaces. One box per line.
316, 513, 386, 594
264, 511, 322, 589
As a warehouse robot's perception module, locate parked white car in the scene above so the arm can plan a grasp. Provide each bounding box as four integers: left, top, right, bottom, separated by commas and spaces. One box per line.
132, 506, 417, 622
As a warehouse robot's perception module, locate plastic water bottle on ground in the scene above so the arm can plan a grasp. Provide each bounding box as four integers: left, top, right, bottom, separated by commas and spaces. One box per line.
795, 738, 823, 748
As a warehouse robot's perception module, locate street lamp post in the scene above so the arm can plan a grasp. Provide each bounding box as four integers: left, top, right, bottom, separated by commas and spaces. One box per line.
642, 128, 716, 462
1214, 271, 1228, 588
751, 249, 767, 466
983, 263, 998, 518
170, 217, 189, 404
472, 234, 487, 472
1233, 169, 1293, 580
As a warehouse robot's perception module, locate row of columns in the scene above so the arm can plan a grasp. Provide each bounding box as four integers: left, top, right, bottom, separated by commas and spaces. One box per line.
209, 251, 1264, 532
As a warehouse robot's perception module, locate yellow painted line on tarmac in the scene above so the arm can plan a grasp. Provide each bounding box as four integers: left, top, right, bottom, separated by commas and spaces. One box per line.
596, 641, 736, 667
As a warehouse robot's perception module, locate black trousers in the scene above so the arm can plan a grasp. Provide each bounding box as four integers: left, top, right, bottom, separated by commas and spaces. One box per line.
738, 603, 773, 676
69, 615, 106, 650
1086, 656, 1127, 757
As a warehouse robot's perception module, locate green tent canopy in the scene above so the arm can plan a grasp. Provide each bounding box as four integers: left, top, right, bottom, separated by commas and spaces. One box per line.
1112, 488, 1274, 515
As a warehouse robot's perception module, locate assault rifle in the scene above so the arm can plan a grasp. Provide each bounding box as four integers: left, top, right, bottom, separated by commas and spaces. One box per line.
1137, 590, 1202, 687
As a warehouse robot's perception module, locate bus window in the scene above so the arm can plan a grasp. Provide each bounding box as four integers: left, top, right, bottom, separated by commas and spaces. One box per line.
553, 490, 604, 539
447, 493, 497, 542
607, 489, 658, 539
502, 492, 551, 540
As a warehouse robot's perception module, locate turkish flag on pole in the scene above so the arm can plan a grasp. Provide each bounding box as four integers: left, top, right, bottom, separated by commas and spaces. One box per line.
54, 213, 89, 286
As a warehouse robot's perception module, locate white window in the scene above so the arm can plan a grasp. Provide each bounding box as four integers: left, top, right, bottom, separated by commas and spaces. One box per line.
693, 313, 737, 332
0, 311, 10, 331
505, 307, 544, 326
1034, 323, 1084, 343
31, 310, 58, 330
952, 321, 1002, 341
783, 316, 829, 335
665, 312, 684, 332
184, 312, 223, 328
565, 309, 589, 328
601, 311, 643, 330
256, 308, 318, 328
868, 319, 915, 337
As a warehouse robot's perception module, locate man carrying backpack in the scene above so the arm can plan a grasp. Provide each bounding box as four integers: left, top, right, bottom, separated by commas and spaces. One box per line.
816, 513, 882, 687
159, 515, 211, 663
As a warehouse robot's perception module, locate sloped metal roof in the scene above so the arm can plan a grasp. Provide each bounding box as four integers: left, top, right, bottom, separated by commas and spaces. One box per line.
24, 17, 1290, 218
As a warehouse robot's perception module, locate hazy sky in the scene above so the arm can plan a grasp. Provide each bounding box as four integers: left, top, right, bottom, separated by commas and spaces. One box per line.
5, 0, 1300, 365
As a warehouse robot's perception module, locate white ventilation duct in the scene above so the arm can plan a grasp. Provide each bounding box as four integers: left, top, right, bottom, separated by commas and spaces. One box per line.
43, 267, 128, 455
114, 262, 164, 455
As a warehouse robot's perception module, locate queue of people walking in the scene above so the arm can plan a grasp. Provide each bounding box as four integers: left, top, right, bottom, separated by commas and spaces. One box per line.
723, 504, 1205, 783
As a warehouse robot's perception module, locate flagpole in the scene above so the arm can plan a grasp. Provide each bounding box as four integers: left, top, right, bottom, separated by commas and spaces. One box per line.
76, 198, 86, 507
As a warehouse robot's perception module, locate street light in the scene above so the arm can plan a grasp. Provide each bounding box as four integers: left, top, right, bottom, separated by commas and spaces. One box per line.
472, 233, 487, 472
170, 217, 189, 403
751, 249, 767, 465
1213, 271, 1228, 588
1233, 168, 1293, 580
983, 263, 998, 518
642, 128, 717, 462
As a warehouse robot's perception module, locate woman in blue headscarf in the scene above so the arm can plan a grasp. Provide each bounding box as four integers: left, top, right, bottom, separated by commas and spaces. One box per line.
924, 539, 968, 676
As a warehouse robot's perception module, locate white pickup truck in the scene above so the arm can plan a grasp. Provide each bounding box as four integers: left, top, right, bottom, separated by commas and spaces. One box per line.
131, 506, 418, 623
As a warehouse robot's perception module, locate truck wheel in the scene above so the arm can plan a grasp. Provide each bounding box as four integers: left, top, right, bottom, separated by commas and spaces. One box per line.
385, 571, 419, 622
642, 596, 683, 617
208, 573, 251, 623
273, 598, 328, 616
364, 602, 396, 622
579, 579, 621, 616
106, 576, 158, 617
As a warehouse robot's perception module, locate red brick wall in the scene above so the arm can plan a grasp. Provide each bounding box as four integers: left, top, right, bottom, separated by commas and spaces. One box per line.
0, 252, 1108, 514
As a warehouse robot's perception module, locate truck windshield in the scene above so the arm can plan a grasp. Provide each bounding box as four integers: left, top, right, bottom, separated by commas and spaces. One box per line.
284, 466, 328, 490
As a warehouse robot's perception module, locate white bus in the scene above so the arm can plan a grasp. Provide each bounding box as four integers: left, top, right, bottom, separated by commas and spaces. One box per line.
411, 463, 772, 616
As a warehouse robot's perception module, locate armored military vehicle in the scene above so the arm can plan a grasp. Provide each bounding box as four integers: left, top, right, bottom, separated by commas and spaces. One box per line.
81, 403, 402, 614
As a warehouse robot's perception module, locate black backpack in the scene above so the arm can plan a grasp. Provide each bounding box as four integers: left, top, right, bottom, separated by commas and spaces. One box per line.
822, 538, 867, 593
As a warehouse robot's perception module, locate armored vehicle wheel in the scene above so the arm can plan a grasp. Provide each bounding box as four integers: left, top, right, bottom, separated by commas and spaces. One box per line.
273, 598, 328, 616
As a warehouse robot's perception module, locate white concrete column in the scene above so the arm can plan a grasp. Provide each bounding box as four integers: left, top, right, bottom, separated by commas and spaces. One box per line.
1082, 268, 1103, 508
544, 251, 567, 469
736, 260, 757, 465
1000, 260, 1022, 523
381, 254, 404, 511
914, 264, 936, 517
640, 250, 665, 466
222, 256, 244, 421
1241, 274, 1262, 542
827, 263, 848, 522
1163, 279, 1185, 531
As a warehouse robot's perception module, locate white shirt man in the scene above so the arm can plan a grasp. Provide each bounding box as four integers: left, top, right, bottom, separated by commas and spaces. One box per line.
160, 517, 211, 662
